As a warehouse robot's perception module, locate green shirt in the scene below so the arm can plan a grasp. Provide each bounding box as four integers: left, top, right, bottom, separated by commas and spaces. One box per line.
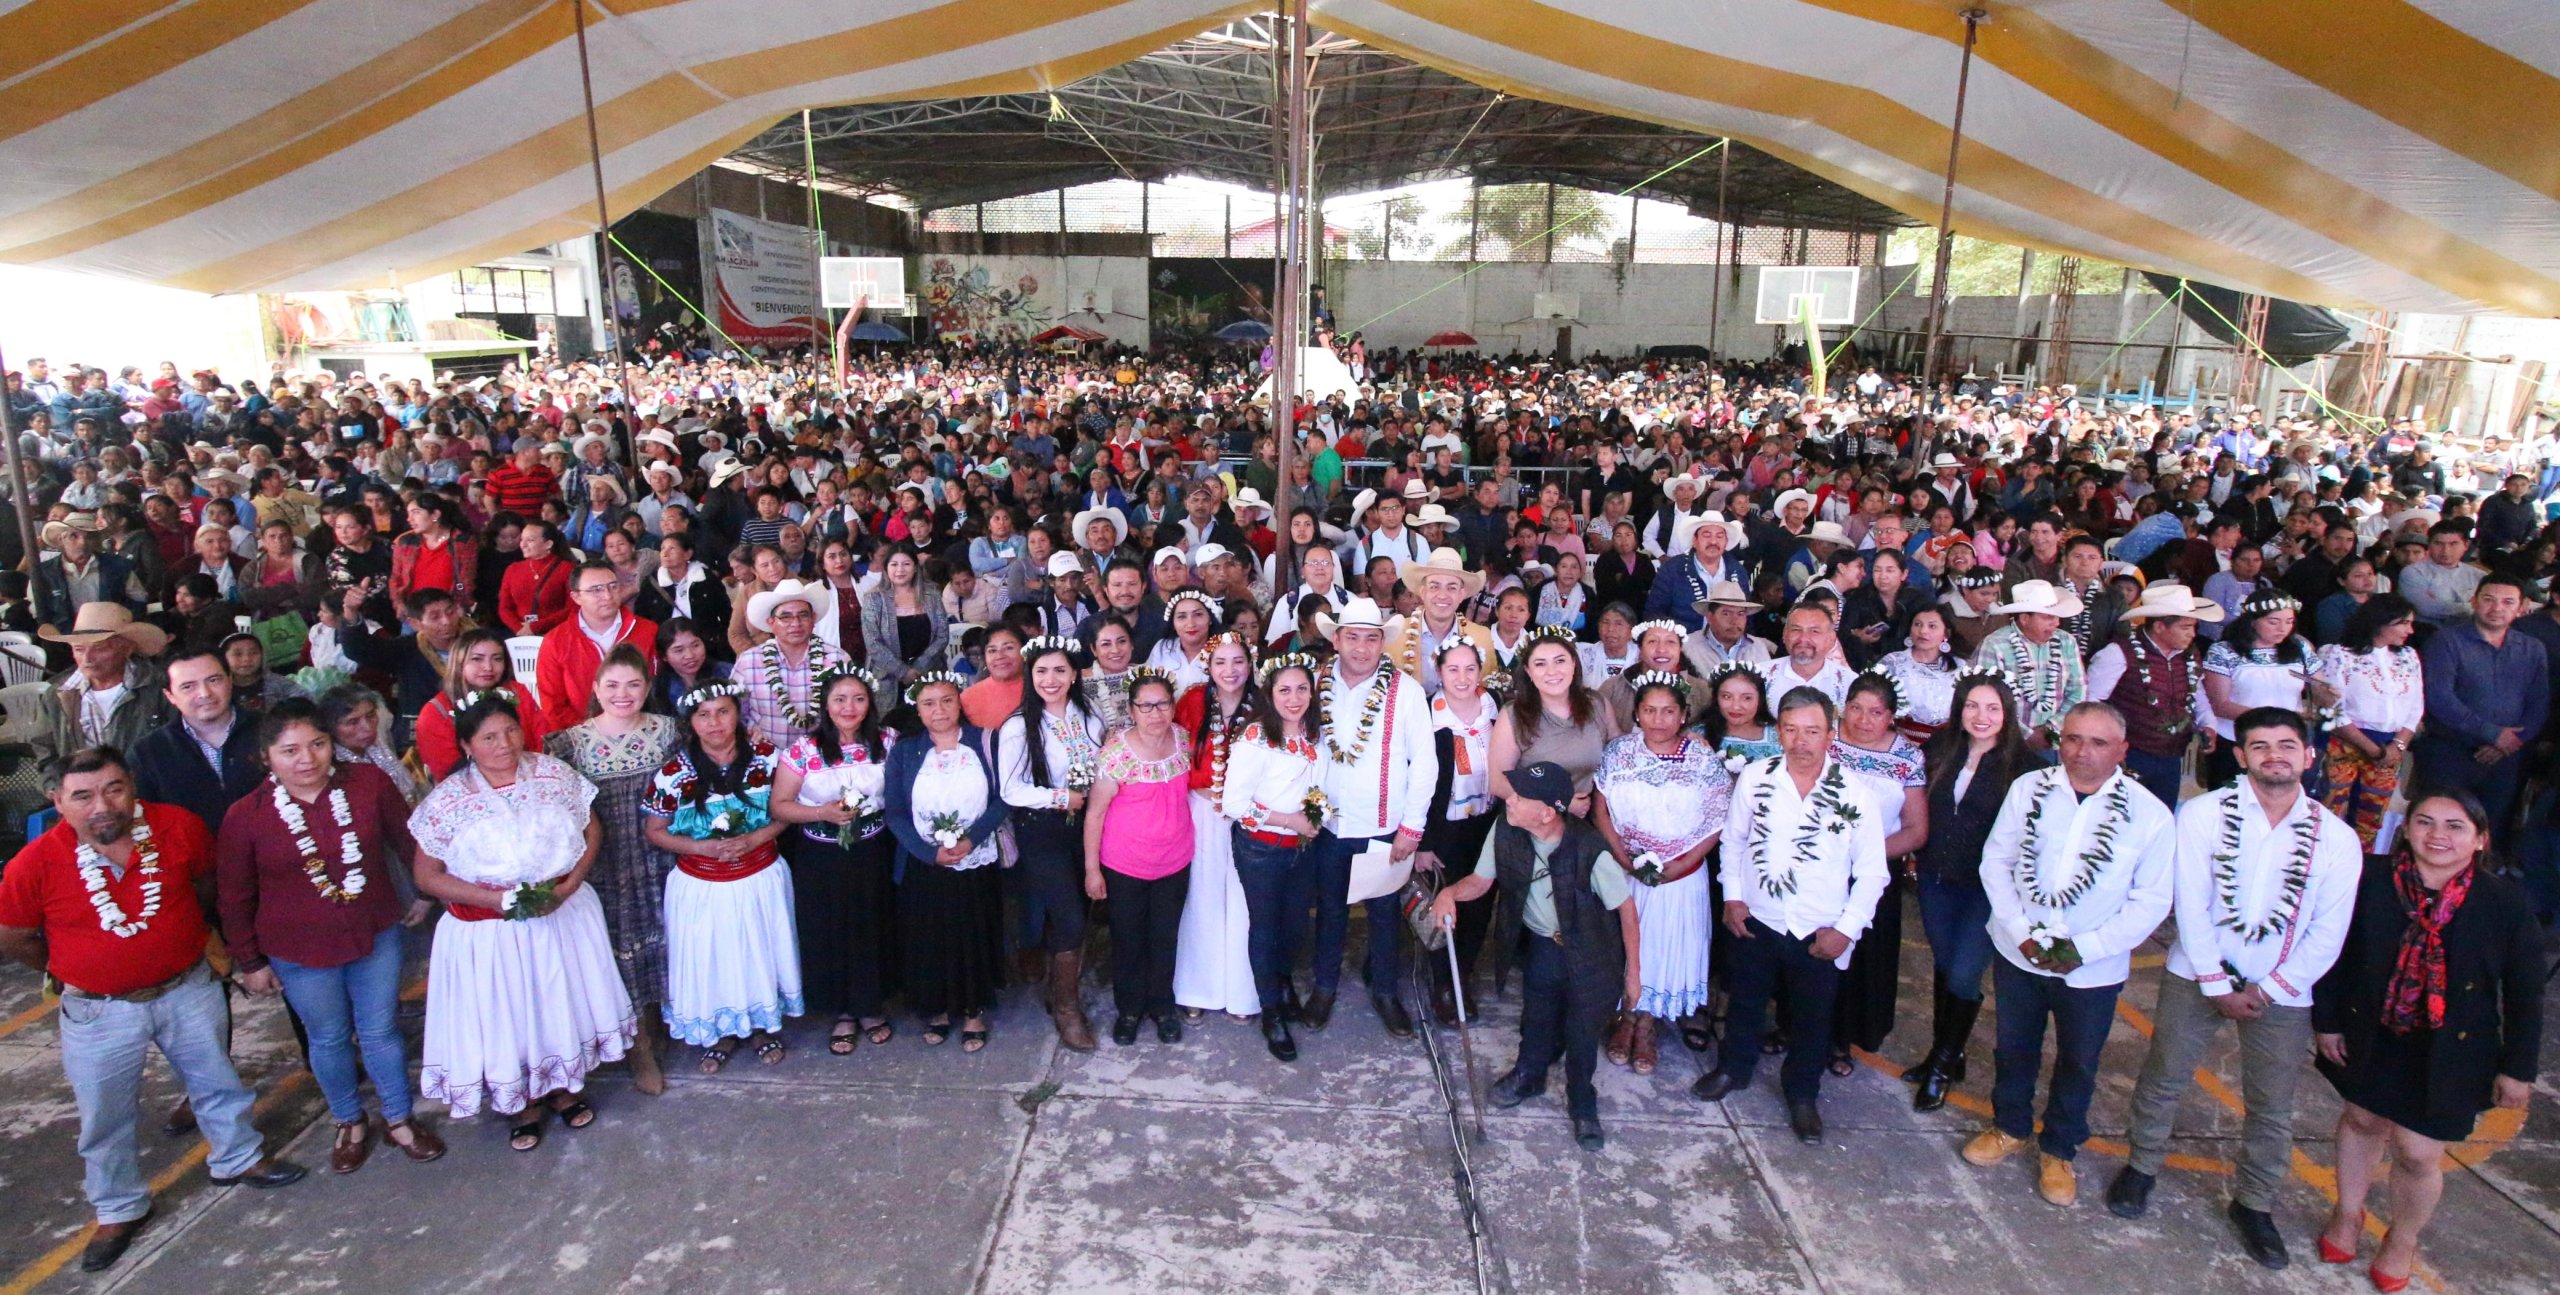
1473, 825, 1631, 938
1310, 445, 1345, 499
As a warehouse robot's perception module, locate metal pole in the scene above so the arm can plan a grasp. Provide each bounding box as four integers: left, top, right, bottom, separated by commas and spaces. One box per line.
803, 107, 831, 375
1707, 139, 1729, 359
570, 0, 639, 449
0, 342, 46, 627
1919, 8, 1985, 392
1270, 0, 1311, 590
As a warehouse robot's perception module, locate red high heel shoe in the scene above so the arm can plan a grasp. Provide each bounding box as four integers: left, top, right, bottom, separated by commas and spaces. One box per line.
2317, 1210, 2361, 1264
2368, 1263, 2411, 1293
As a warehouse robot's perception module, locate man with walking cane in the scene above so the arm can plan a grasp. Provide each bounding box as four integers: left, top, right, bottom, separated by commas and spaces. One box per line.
1430, 761, 1639, 1152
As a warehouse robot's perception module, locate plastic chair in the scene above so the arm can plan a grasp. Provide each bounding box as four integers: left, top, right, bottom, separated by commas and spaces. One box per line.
0, 679, 54, 749
507, 635, 544, 706
0, 634, 42, 687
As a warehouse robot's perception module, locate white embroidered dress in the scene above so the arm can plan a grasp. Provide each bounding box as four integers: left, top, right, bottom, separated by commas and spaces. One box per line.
410, 753, 635, 1117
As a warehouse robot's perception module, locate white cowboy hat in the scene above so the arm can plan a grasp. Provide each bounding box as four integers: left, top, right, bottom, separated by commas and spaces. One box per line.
39, 510, 105, 548
1072, 506, 1130, 549
1804, 521, 1853, 548
584, 475, 629, 506
1315, 595, 1390, 642
746, 578, 837, 633
1692, 579, 1759, 612
1992, 579, 2086, 619
640, 428, 681, 453
643, 460, 681, 484
1346, 487, 1379, 529
1930, 452, 1965, 470
1772, 488, 1816, 517
1409, 503, 1457, 529
708, 458, 750, 488
1229, 486, 1271, 518
1398, 546, 1485, 598
571, 433, 612, 460
39, 602, 170, 654
1670, 511, 1744, 554
1663, 472, 1706, 500
2119, 581, 2225, 624
1045, 550, 1085, 578
1400, 479, 1430, 502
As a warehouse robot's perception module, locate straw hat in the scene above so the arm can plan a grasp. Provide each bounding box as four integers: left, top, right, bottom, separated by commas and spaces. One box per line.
1229, 486, 1271, 519
1992, 579, 2085, 618
1398, 547, 1485, 597
39, 602, 170, 654
1072, 506, 1130, 548
745, 578, 836, 633
1315, 596, 1390, 642
2120, 582, 2224, 624
1409, 503, 1457, 529
39, 510, 104, 549
1670, 511, 1744, 553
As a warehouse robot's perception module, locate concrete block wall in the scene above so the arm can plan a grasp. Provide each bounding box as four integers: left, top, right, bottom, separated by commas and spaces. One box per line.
1320, 261, 1888, 360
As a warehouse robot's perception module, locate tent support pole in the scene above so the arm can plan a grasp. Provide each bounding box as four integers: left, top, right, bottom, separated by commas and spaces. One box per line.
1707, 139, 1729, 359
0, 340, 43, 629
570, 0, 637, 448
1270, 0, 1312, 587
1919, 8, 1985, 389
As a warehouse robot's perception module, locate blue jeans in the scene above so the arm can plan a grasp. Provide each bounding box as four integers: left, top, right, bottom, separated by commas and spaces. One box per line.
1307, 831, 1404, 996
1989, 958, 2121, 1160
2122, 749, 2185, 812
1231, 828, 1318, 1012
1915, 877, 1995, 1002
56, 965, 265, 1223
271, 926, 413, 1124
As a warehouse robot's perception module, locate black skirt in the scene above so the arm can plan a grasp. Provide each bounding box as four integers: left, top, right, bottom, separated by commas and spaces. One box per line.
2319, 1026, 2484, 1144
897, 855, 1007, 1020
791, 826, 899, 1019
1830, 876, 1906, 1054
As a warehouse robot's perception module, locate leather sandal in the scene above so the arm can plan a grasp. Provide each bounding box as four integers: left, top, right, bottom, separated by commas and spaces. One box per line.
329, 1119, 374, 1175
1629, 1014, 1659, 1075
1603, 1012, 1634, 1067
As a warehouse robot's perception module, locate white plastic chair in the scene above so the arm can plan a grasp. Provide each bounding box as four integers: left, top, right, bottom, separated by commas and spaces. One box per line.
507, 635, 545, 706
0, 633, 42, 687
0, 679, 54, 748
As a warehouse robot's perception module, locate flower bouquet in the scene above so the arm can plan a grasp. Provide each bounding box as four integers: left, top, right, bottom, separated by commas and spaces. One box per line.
1300, 787, 1333, 837
929, 810, 967, 851
1066, 760, 1098, 792
1722, 753, 1750, 776
2025, 921, 2079, 969
1626, 850, 1666, 886
837, 787, 875, 849
501, 880, 559, 921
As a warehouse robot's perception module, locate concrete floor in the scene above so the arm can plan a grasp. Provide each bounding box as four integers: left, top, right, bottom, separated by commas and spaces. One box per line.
1, 906, 2555, 1295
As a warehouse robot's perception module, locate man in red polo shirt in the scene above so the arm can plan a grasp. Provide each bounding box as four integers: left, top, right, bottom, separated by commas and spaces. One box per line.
535, 559, 659, 733
0, 748, 306, 1273
484, 439, 559, 518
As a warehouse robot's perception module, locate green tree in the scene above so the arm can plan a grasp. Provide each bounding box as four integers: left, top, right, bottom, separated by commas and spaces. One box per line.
1345, 194, 1433, 259
1447, 184, 1615, 260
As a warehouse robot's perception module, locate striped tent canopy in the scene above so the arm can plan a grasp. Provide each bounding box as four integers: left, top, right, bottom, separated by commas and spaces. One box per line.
4, 0, 2554, 314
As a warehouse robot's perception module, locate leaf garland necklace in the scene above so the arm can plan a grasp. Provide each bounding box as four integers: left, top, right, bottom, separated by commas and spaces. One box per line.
2013, 770, 2129, 909
1323, 667, 1391, 767
274, 782, 366, 903
1747, 757, 1858, 898
2131, 635, 2204, 737
74, 819, 165, 938
758, 640, 817, 733
2211, 787, 2319, 943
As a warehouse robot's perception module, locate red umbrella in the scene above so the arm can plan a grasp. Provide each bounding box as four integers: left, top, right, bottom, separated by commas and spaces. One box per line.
1030, 324, 1105, 344
1423, 330, 1477, 347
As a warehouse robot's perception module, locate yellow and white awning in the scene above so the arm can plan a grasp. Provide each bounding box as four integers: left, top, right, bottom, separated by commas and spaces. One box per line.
0, 0, 2554, 314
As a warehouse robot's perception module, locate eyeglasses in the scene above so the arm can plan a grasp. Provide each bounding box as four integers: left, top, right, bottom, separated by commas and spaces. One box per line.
1129, 699, 1173, 713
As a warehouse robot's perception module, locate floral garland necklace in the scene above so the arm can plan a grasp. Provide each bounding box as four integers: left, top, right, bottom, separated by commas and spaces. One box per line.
1323, 666, 1391, 767
74, 819, 165, 937
2130, 634, 2205, 737
2013, 771, 2129, 909
758, 640, 817, 732
1202, 691, 1249, 804
274, 781, 366, 903
2005, 631, 2071, 722
2211, 786, 2319, 943
1746, 757, 1858, 898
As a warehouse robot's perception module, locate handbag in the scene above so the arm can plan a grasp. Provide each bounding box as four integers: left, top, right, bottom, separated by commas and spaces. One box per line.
250, 611, 309, 669
1400, 873, 1447, 952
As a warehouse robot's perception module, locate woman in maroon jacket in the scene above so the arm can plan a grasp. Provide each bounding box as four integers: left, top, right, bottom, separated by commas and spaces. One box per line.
218, 698, 447, 1175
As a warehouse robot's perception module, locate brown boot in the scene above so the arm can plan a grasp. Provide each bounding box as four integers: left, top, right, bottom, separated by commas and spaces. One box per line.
1015, 946, 1047, 986
1048, 951, 1097, 1052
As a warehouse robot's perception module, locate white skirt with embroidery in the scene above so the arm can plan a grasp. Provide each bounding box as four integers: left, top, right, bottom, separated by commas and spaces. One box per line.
1627, 865, 1714, 1019
663, 863, 807, 1046
422, 887, 637, 1118
1173, 790, 1258, 1015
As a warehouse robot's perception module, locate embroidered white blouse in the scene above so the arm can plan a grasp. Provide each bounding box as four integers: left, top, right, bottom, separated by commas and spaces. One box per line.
2315, 644, 2424, 736
1718, 756, 1889, 968
995, 707, 1108, 811
2165, 780, 2363, 1007
1220, 730, 1322, 836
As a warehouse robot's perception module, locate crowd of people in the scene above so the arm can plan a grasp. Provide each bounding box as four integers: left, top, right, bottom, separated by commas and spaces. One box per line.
0, 338, 2546, 1287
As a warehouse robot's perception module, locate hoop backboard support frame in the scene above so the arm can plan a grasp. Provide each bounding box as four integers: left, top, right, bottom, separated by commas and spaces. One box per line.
1755, 266, 1859, 326
821, 257, 907, 310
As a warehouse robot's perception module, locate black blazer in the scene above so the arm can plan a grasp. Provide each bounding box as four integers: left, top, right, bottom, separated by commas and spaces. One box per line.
634, 571, 734, 660
1912, 749, 2045, 886
2313, 860, 2545, 1126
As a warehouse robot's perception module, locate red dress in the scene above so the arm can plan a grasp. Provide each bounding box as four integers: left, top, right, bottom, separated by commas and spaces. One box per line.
413, 681, 550, 778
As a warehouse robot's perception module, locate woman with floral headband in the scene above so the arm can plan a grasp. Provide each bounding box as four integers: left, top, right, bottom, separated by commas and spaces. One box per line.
1591, 672, 1730, 1077
1490, 627, 1619, 814
768, 666, 896, 1057
1221, 652, 1327, 1060
885, 672, 1009, 1052
1823, 671, 1931, 1077
1173, 631, 1260, 1021
996, 638, 1107, 1052
1143, 588, 1217, 691
2203, 589, 2336, 791
642, 680, 797, 1073
413, 627, 549, 778
543, 645, 682, 1094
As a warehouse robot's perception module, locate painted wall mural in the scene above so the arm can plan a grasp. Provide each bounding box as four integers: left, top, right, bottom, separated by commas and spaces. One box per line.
919, 256, 1150, 347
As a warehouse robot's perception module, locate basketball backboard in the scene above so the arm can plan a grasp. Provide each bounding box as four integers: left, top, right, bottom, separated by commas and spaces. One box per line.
1755, 267, 1858, 325
821, 257, 906, 309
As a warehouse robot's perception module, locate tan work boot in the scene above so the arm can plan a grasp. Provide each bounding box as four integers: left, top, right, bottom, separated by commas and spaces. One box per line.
2038, 1153, 2078, 1206
1961, 1127, 2031, 1167
1049, 951, 1097, 1052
